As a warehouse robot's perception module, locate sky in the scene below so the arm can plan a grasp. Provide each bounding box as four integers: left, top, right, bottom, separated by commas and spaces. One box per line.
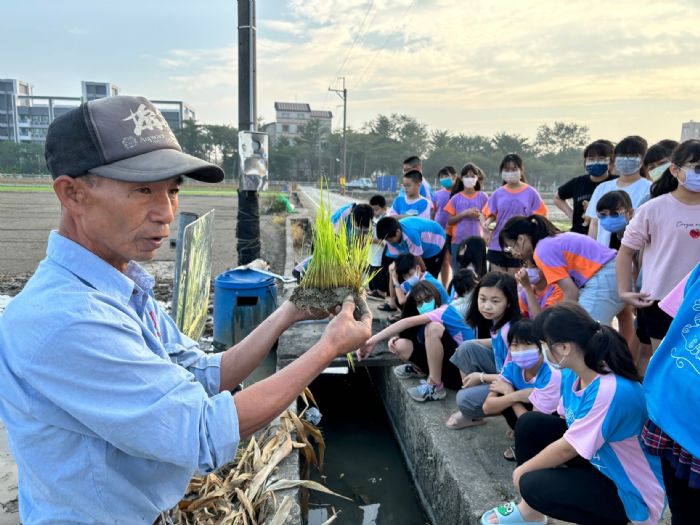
3, 0, 700, 144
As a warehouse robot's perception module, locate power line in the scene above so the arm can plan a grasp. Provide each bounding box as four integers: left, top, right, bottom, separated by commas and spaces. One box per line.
354, 0, 416, 90
321, 0, 375, 112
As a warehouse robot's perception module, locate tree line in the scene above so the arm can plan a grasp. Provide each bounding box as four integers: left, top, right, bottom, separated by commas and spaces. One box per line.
0, 115, 591, 190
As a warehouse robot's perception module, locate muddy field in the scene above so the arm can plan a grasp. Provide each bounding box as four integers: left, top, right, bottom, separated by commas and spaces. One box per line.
0, 190, 287, 300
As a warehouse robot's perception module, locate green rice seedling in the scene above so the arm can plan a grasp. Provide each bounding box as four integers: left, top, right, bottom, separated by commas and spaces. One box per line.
290, 181, 379, 315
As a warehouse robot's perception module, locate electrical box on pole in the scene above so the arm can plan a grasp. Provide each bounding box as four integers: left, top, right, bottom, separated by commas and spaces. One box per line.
236, 0, 261, 265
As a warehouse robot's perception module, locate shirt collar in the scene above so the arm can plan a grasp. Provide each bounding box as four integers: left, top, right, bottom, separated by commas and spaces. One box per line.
46, 231, 155, 305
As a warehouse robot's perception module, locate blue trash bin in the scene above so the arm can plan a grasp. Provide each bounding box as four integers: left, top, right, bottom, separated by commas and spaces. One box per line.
213, 269, 278, 352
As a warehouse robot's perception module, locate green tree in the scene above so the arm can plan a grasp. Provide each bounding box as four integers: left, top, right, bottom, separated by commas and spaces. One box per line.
534, 121, 590, 155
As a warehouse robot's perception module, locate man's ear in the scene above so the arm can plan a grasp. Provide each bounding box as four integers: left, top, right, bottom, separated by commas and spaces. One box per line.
53, 175, 89, 211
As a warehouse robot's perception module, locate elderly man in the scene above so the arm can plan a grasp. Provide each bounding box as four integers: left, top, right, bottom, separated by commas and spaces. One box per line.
0, 96, 370, 524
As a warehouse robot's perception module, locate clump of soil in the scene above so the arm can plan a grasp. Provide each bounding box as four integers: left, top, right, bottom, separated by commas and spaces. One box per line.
290, 286, 367, 320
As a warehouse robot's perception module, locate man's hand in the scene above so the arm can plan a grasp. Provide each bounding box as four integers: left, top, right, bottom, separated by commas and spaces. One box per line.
280, 300, 329, 323
620, 291, 654, 309
489, 379, 514, 395
321, 296, 372, 358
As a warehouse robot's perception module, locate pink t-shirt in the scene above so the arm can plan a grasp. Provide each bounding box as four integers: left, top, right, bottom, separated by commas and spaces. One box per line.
621, 193, 700, 301
444, 191, 489, 244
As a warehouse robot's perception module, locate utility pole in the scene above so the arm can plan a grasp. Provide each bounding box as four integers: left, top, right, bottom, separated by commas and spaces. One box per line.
329, 77, 347, 182
236, 0, 260, 264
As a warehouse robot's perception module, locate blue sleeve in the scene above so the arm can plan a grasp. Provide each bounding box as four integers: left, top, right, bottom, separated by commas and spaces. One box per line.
156, 302, 224, 396
601, 380, 648, 442
501, 362, 516, 385
26, 302, 239, 474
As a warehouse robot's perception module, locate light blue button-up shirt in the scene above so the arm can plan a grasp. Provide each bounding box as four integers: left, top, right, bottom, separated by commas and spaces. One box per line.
0, 232, 239, 524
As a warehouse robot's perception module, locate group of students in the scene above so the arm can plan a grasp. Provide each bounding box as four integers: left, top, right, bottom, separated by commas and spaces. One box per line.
329, 144, 699, 525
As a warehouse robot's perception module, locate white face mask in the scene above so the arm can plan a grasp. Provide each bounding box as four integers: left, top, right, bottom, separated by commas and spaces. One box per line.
649, 162, 671, 181
462, 176, 477, 189
502, 170, 521, 183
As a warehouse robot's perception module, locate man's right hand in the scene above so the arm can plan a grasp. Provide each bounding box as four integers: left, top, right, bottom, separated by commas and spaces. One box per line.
321, 296, 372, 358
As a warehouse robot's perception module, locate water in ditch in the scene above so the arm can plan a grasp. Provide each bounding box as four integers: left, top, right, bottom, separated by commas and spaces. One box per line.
304, 370, 429, 525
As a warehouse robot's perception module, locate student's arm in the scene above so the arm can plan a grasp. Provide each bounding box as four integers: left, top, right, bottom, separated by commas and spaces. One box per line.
483, 386, 534, 415
415, 256, 427, 272
552, 192, 573, 220
587, 217, 599, 240
358, 314, 430, 359
512, 437, 578, 490
556, 276, 580, 303
616, 245, 653, 308
514, 269, 541, 318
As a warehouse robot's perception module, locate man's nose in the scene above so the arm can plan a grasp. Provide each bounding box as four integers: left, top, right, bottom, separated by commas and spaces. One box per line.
151, 191, 176, 224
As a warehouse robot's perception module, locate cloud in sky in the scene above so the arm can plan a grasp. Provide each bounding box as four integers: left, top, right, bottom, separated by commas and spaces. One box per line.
3, 0, 700, 143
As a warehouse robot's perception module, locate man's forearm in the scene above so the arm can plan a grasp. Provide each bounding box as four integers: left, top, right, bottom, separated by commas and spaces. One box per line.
234, 339, 336, 438
219, 303, 296, 391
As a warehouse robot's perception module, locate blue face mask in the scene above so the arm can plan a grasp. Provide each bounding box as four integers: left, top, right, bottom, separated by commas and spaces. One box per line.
599, 214, 628, 233
615, 156, 641, 176
440, 177, 453, 189
585, 162, 608, 178
406, 273, 420, 286
680, 167, 700, 193
417, 299, 436, 315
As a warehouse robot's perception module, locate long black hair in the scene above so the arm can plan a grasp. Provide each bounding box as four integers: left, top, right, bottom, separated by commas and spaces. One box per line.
456, 236, 487, 277
402, 281, 443, 320
466, 271, 521, 332
534, 303, 640, 382
450, 163, 485, 196
499, 215, 560, 251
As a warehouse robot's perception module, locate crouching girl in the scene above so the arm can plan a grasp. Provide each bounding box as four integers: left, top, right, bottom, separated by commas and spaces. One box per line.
482, 319, 561, 460
481, 303, 665, 525
358, 281, 475, 402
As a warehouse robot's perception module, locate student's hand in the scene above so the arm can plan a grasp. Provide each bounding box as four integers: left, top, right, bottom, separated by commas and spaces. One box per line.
357, 337, 378, 360
582, 200, 589, 212
514, 268, 531, 288
322, 296, 372, 358
387, 336, 400, 355
490, 379, 514, 395
619, 291, 654, 308
466, 208, 481, 218
462, 372, 483, 388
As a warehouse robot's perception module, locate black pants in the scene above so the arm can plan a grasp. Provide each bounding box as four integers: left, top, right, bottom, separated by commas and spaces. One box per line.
661, 456, 697, 525
515, 412, 629, 525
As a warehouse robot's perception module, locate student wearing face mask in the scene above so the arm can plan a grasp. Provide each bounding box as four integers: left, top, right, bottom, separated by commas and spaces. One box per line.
595, 190, 634, 251
358, 281, 475, 402
617, 140, 700, 355
499, 215, 624, 326
482, 303, 665, 525
554, 140, 617, 234
647, 140, 680, 200
586, 136, 652, 247
392, 253, 450, 307
445, 163, 489, 270
482, 320, 561, 461
482, 154, 548, 274
433, 166, 459, 288
514, 261, 564, 319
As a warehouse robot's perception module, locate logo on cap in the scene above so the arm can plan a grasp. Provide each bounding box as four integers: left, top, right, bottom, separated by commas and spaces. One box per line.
122, 103, 167, 137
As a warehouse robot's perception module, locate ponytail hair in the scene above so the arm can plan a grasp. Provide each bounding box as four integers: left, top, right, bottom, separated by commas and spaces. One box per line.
534, 303, 640, 382
499, 214, 560, 250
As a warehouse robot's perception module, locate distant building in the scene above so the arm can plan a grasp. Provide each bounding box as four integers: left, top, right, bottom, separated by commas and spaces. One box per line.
681, 121, 700, 141
262, 102, 332, 143
0, 78, 195, 144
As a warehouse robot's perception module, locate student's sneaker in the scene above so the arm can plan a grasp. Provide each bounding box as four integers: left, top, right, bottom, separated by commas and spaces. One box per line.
394, 363, 427, 380
407, 380, 446, 402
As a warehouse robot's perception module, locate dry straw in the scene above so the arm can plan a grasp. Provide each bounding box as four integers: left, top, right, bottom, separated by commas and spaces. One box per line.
175, 389, 344, 524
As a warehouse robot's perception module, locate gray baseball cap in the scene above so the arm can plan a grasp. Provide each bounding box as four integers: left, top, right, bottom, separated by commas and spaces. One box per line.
45, 95, 224, 183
